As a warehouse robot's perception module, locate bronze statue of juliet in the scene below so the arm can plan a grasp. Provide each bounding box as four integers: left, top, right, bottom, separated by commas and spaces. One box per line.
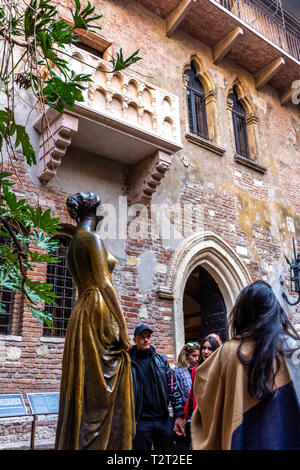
55, 192, 135, 450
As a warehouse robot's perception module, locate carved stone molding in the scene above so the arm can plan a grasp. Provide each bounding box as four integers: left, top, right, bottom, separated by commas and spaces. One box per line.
34, 112, 79, 183
234, 153, 267, 174
156, 231, 253, 359
185, 132, 226, 156
157, 231, 252, 302
128, 150, 172, 205
246, 112, 259, 126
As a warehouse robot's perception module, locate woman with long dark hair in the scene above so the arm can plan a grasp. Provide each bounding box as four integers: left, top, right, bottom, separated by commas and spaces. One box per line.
191, 281, 300, 450
184, 335, 222, 422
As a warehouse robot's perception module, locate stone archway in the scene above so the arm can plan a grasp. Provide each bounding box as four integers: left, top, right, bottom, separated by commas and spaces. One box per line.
157, 231, 252, 359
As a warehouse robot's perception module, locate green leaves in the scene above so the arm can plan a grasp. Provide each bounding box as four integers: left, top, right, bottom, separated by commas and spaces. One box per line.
71, 0, 102, 32
110, 48, 142, 72
30, 306, 53, 328
42, 70, 91, 113
24, 0, 57, 39
15, 125, 36, 166
0, 108, 36, 166
27, 207, 61, 234
0, 169, 63, 328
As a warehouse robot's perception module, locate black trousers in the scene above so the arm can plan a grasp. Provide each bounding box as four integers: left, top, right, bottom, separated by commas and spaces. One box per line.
133, 416, 175, 451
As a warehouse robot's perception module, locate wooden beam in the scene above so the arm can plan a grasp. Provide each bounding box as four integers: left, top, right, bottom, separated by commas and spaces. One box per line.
165, 0, 196, 37
213, 26, 243, 64
280, 82, 300, 106
255, 57, 285, 89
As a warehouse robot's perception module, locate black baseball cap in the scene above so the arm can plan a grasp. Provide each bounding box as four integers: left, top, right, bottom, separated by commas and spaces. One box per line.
134, 324, 153, 337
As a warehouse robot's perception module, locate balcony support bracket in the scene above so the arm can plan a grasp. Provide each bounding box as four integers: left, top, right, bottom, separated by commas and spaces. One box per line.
165, 0, 196, 37
255, 57, 285, 89
128, 150, 172, 205
213, 26, 243, 65
33, 109, 79, 184
280, 82, 299, 106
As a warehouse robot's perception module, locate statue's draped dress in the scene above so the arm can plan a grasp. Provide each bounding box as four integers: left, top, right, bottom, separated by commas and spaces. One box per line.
55, 229, 135, 450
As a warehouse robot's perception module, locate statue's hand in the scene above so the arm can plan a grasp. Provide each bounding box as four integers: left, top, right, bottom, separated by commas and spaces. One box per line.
119, 334, 131, 352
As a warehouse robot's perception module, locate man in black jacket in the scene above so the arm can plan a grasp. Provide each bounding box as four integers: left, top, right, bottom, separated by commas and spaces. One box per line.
129, 324, 185, 450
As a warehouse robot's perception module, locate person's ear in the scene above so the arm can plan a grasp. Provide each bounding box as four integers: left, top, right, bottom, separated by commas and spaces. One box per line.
133, 337, 137, 344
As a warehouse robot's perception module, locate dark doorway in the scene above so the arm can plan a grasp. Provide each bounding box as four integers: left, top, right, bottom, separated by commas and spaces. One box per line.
183, 265, 228, 344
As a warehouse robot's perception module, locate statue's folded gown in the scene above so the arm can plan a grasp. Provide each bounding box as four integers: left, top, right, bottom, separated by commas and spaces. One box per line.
55, 228, 135, 450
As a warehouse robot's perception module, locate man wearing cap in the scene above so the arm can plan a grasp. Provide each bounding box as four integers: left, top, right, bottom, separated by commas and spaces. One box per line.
129, 324, 185, 450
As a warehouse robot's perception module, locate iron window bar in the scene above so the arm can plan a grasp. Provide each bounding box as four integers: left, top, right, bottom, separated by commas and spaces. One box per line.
43, 236, 76, 337
230, 87, 250, 158
0, 236, 15, 335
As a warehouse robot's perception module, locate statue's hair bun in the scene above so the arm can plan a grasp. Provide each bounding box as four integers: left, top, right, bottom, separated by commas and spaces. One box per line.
66, 192, 101, 222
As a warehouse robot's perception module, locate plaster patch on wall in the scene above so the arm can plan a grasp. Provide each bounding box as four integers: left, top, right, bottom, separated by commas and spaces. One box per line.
236, 245, 248, 256
286, 217, 295, 233
156, 263, 167, 274
36, 345, 49, 359
6, 347, 21, 362
137, 250, 157, 295
138, 304, 149, 320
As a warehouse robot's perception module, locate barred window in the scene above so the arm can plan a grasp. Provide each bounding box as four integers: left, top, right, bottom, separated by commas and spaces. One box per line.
230, 86, 250, 158
186, 61, 209, 140
0, 236, 15, 335
43, 236, 76, 337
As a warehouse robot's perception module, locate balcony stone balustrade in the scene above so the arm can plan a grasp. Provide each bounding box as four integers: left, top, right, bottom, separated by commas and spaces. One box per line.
33, 45, 182, 204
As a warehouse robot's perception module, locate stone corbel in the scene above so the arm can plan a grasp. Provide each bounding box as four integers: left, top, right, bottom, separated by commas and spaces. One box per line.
165, 0, 196, 37
128, 150, 172, 205
34, 111, 79, 183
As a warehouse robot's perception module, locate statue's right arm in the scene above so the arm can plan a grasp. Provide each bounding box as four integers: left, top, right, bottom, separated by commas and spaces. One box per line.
88, 233, 131, 350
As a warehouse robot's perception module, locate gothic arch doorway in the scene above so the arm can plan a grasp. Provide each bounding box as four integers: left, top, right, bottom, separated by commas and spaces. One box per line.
183, 265, 227, 344
157, 232, 252, 359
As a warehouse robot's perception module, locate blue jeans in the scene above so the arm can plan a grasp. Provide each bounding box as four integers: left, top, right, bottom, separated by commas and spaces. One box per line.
133, 416, 175, 451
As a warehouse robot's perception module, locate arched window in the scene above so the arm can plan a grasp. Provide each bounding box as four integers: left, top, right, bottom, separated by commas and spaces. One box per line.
0, 236, 15, 335
43, 236, 76, 337
229, 86, 249, 158
185, 61, 208, 140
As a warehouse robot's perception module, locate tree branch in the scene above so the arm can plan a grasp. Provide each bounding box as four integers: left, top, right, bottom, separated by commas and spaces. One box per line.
0, 29, 29, 49
0, 216, 27, 259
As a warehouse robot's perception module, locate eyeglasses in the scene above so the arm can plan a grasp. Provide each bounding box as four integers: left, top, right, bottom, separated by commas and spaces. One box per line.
186, 341, 200, 347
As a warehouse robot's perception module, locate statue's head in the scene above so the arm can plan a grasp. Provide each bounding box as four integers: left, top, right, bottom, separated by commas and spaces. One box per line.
66, 192, 101, 223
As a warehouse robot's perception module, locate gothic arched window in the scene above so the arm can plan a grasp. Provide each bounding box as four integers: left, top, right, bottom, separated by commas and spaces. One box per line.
186, 61, 209, 140
229, 86, 250, 158
43, 236, 76, 337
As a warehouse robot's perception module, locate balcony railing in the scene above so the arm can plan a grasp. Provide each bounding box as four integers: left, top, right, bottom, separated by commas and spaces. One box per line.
66, 45, 182, 149
215, 0, 300, 61
34, 44, 182, 190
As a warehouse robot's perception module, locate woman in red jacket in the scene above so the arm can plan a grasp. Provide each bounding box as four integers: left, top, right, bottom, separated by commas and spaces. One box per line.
184, 334, 222, 421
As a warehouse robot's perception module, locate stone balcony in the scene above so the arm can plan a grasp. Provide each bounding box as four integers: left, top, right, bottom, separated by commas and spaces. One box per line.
33, 45, 182, 204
